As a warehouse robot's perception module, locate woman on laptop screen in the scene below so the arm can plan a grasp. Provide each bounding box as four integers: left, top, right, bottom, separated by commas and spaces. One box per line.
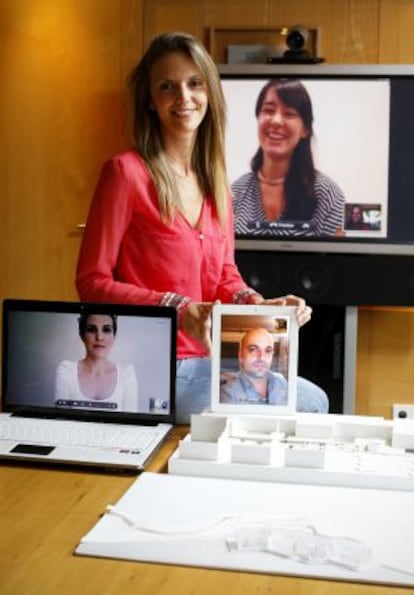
232, 78, 345, 237
55, 312, 139, 412
76, 32, 328, 422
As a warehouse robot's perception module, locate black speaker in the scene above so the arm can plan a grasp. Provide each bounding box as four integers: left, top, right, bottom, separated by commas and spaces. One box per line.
235, 250, 414, 306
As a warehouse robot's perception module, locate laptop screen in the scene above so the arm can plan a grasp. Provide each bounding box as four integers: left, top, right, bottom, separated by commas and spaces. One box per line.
2, 300, 176, 424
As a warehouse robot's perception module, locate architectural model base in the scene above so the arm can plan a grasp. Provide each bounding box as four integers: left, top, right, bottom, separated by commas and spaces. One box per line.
168, 412, 414, 491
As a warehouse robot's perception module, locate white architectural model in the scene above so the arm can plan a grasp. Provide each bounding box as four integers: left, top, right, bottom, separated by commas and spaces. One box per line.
168, 413, 414, 491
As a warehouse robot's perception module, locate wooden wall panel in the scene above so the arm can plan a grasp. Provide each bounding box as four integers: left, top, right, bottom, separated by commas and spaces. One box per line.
379, 0, 414, 62
142, 0, 202, 48
355, 308, 414, 418
120, 0, 145, 83
0, 0, 143, 304
200, 1, 271, 30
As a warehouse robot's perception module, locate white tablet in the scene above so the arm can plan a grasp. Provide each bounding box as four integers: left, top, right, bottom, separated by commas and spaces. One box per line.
211, 304, 298, 414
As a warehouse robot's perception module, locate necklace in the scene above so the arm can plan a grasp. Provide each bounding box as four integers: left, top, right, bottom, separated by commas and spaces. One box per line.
257, 170, 286, 186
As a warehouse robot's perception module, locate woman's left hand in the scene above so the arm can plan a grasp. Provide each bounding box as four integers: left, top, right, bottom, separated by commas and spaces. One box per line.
247, 293, 312, 328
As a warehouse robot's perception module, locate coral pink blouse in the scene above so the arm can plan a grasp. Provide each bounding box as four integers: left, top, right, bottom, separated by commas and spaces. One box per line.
76, 150, 249, 358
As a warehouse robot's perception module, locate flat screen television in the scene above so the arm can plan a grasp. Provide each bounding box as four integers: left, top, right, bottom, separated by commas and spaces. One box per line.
219, 64, 414, 412
219, 63, 414, 257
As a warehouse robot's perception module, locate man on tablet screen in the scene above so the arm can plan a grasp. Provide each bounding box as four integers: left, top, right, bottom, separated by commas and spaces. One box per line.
220, 327, 288, 405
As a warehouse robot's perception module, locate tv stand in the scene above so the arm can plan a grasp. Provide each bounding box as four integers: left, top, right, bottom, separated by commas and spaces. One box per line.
343, 306, 358, 414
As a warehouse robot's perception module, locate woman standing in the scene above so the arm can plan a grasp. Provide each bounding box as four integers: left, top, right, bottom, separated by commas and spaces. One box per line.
76, 33, 328, 421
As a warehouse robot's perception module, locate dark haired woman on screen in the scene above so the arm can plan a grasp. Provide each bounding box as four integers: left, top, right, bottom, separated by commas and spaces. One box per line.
75, 33, 328, 421
232, 78, 345, 237
55, 313, 139, 412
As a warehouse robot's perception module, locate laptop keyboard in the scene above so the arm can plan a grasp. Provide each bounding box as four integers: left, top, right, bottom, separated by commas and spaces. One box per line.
0, 417, 159, 451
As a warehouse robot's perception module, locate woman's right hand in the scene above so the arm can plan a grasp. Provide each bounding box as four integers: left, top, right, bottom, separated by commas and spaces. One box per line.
181, 302, 215, 356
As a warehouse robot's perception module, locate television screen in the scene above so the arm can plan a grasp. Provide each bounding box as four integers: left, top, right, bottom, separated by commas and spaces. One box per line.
219, 64, 414, 255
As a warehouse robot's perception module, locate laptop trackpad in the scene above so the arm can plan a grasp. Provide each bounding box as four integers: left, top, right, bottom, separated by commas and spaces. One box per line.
11, 444, 55, 455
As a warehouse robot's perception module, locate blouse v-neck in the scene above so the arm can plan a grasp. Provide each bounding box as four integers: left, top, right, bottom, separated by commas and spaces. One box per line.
178, 197, 206, 231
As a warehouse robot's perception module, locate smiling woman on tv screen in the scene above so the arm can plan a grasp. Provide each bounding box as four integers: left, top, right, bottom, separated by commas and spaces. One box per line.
231, 78, 345, 237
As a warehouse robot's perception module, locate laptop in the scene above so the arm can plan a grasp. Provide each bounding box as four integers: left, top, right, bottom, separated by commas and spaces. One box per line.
0, 299, 176, 471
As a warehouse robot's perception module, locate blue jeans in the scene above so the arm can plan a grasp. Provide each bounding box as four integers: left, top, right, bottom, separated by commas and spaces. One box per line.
176, 357, 329, 425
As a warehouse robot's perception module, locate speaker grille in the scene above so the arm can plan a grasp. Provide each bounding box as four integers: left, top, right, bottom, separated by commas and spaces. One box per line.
236, 250, 414, 306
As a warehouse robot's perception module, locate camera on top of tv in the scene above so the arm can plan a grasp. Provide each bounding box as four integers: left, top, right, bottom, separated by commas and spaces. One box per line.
267, 25, 325, 64
285, 25, 310, 59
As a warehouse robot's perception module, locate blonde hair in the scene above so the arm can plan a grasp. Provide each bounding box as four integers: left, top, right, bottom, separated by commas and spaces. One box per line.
128, 32, 228, 226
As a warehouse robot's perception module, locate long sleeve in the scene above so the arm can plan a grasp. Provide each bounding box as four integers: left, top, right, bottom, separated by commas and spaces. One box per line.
76, 155, 166, 305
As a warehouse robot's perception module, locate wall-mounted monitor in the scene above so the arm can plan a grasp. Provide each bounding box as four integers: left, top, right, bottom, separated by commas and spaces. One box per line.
219, 64, 414, 257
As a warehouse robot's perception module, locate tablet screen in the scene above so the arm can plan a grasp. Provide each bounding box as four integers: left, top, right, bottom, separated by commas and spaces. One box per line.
211, 304, 298, 415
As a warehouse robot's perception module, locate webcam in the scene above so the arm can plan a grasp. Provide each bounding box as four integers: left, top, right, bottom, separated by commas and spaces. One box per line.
286, 25, 309, 54
266, 25, 325, 64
